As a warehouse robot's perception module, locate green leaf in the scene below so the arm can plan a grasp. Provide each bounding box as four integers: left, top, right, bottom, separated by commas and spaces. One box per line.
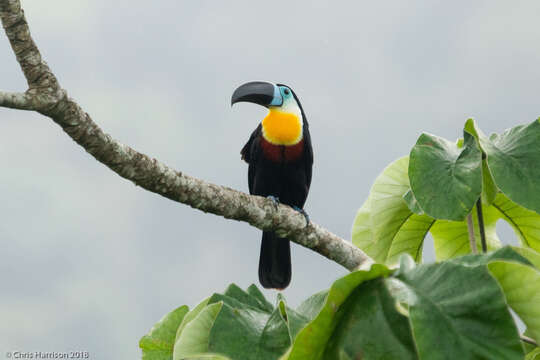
464, 119, 500, 207
491, 193, 540, 252
352, 157, 411, 262
147, 284, 309, 360
320, 278, 417, 359
430, 203, 501, 260
526, 347, 540, 360
397, 252, 416, 273
176, 298, 211, 342
285, 264, 396, 360
450, 246, 532, 267
403, 189, 424, 215
393, 259, 523, 359
246, 284, 274, 312
476, 119, 540, 214
352, 157, 435, 264
481, 159, 498, 205
295, 290, 328, 321
198, 285, 309, 360
488, 261, 540, 345
173, 302, 223, 360
353, 120, 540, 265
140, 305, 189, 360
511, 247, 540, 270
404, 146, 497, 210
207, 298, 291, 360
409, 131, 482, 220
464, 118, 482, 142
280, 302, 311, 341
430, 193, 540, 260
223, 283, 270, 312
353, 157, 540, 265
386, 214, 434, 264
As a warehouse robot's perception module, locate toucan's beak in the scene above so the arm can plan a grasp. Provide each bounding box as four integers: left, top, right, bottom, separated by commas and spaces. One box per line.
231, 81, 283, 107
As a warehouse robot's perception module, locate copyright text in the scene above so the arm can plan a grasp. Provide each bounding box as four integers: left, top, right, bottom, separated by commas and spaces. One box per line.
5, 352, 89, 359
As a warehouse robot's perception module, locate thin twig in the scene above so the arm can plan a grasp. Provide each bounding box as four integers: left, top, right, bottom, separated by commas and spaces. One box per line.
520, 334, 538, 347
476, 199, 487, 253
466, 213, 477, 254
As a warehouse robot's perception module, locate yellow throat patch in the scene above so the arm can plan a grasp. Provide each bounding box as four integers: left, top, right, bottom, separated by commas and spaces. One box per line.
261, 108, 303, 145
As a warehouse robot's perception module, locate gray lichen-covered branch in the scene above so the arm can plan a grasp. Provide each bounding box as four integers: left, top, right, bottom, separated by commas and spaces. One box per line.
0, 0, 374, 271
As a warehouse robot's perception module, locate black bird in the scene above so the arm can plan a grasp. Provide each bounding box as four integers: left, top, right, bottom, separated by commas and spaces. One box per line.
231, 81, 313, 289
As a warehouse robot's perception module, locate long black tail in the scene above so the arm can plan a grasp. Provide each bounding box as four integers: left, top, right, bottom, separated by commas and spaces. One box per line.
258, 231, 291, 289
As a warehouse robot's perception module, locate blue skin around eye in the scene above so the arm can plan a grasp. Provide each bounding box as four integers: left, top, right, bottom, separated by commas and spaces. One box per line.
269, 84, 286, 106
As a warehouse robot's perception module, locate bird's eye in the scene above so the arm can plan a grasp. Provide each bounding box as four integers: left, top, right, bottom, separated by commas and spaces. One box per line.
283, 88, 290, 96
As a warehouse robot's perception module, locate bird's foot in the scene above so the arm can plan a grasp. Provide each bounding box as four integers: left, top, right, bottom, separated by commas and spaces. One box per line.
293, 206, 310, 228
267, 195, 280, 210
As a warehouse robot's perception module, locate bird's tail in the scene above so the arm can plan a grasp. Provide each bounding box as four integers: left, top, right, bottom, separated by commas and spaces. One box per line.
258, 231, 291, 290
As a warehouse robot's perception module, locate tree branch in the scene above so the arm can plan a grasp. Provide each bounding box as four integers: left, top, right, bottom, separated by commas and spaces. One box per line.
0, 90, 34, 110
0, 0, 374, 271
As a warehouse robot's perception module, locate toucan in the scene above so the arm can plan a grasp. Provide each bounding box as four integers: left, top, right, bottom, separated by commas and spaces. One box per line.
231, 81, 313, 290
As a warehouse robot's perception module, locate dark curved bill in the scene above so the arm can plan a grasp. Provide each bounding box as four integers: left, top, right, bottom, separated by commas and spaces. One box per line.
231, 81, 282, 107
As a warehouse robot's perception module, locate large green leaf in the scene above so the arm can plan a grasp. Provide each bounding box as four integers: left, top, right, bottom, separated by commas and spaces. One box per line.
352, 157, 434, 265
208, 301, 291, 360
481, 158, 498, 205
491, 193, 540, 252
431, 193, 540, 259
176, 298, 211, 343
172, 284, 310, 360
285, 251, 527, 359
351, 156, 495, 264
144, 252, 536, 359
386, 213, 434, 264
284, 264, 396, 359
430, 203, 501, 260
140, 305, 189, 360
174, 302, 223, 359
475, 119, 540, 214
353, 157, 540, 264
464, 118, 499, 206
409, 131, 482, 221
319, 278, 417, 360
392, 255, 523, 359
144, 284, 313, 360
354, 119, 540, 263
488, 261, 540, 345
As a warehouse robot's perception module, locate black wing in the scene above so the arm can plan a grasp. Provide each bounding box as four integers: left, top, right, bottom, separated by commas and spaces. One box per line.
240, 124, 262, 194
302, 119, 313, 191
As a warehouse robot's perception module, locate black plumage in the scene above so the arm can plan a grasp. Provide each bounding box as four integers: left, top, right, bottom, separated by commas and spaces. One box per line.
240, 88, 313, 289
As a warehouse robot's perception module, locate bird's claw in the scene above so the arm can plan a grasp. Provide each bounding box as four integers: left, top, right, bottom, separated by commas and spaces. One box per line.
267, 195, 280, 210
293, 206, 310, 228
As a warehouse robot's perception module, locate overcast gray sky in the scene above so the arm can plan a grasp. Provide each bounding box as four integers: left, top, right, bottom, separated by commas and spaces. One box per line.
2, 1, 539, 358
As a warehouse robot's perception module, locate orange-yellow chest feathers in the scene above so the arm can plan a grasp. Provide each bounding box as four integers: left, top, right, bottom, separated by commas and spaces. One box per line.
261, 108, 303, 146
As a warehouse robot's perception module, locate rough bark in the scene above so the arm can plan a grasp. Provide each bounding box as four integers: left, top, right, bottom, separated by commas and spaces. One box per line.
0, 0, 374, 271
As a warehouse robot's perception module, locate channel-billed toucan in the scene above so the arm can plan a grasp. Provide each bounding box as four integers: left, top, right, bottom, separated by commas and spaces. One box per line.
231, 81, 313, 290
